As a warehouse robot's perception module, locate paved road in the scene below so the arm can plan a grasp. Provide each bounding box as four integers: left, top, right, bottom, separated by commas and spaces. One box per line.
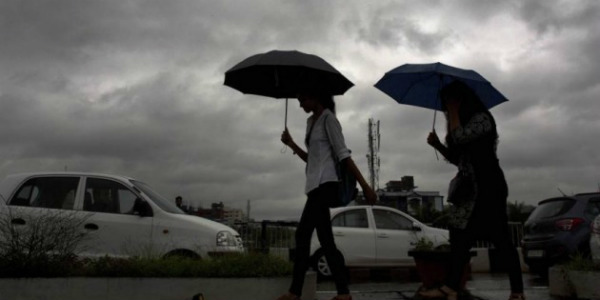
316, 272, 557, 300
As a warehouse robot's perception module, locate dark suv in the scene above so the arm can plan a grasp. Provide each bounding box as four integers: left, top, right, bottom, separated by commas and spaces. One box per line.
522, 192, 600, 275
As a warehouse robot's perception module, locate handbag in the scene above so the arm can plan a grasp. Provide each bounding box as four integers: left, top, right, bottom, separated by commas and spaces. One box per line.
447, 170, 474, 204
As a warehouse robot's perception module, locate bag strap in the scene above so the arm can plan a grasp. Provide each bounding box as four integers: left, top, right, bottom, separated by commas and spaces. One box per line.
322, 114, 339, 161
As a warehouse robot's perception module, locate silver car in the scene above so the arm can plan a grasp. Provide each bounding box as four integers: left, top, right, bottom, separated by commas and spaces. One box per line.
309, 205, 449, 277
0, 172, 244, 258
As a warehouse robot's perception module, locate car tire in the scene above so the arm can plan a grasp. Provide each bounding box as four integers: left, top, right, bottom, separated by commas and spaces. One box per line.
163, 249, 200, 259
311, 249, 333, 279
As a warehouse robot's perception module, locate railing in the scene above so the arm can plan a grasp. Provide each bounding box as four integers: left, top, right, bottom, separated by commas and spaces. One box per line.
233, 220, 524, 254
475, 222, 524, 248
233, 221, 298, 254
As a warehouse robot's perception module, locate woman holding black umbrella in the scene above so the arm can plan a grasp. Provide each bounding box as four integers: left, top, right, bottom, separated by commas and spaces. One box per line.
420, 81, 524, 300
278, 93, 377, 300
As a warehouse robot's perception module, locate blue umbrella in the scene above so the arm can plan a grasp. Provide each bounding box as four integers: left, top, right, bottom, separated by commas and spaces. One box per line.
374, 62, 508, 111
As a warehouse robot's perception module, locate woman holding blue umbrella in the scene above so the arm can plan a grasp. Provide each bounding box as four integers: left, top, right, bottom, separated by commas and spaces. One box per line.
420, 81, 524, 300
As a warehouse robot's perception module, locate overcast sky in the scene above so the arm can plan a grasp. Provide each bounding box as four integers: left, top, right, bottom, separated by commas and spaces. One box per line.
1, 0, 599, 220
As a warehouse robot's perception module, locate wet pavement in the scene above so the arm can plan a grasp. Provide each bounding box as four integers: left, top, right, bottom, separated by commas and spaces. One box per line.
316, 272, 558, 300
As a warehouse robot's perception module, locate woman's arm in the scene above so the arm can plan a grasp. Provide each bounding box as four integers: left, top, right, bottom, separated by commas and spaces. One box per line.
281, 128, 307, 163
343, 157, 377, 205
427, 130, 458, 164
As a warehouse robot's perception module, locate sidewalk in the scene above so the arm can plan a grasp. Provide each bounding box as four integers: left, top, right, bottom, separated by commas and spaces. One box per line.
316, 272, 557, 300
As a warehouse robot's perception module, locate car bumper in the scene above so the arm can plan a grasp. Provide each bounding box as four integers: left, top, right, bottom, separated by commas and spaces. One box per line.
521, 240, 573, 268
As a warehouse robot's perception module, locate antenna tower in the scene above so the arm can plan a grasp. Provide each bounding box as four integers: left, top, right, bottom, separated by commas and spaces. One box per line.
366, 118, 381, 190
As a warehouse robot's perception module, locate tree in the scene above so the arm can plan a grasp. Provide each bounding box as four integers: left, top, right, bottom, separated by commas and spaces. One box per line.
507, 200, 530, 224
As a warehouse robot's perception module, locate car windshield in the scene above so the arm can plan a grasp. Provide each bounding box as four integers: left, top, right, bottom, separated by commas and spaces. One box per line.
529, 198, 575, 220
130, 180, 184, 214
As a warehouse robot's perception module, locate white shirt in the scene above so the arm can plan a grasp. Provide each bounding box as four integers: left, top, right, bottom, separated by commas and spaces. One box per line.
304, 109, 351, 194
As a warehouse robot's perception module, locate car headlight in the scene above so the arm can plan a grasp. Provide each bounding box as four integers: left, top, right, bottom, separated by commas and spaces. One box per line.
216, 231, 235, 247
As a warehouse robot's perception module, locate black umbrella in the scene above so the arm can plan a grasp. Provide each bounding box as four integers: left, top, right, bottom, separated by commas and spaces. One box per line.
224, 50, 353, 127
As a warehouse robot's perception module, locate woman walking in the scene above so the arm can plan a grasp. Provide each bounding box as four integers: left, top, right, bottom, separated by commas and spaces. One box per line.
420, 81, 525, 300
277, 93, 377, 300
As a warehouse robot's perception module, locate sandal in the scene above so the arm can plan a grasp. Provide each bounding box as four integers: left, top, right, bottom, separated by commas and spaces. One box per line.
508, 293, 525, 300
276, 292, 301, 300
418, 285, 457, 300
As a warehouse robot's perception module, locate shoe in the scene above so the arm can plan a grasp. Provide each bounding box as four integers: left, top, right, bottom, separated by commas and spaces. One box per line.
508, 293, 525, 300
329, 295, 352, 300
418, 285, 457, 300
276, 292, 301, 300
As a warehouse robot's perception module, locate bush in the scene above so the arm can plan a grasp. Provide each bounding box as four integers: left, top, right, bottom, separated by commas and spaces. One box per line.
563, 252, 600, 272
0, 253, 293, 278
0, 209, 90, 277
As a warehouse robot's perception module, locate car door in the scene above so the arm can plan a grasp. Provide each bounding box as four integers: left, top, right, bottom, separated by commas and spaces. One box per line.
4, 175, 84, 253
372, 208, 419, 266
80, 176, 153, 257
330, 208, 376, 266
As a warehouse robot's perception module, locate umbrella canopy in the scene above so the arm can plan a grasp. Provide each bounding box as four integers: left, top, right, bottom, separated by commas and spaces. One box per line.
374, 62, 508, 111
224, 50, 354, 99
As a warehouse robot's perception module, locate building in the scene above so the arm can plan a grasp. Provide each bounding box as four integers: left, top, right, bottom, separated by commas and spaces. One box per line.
360, 176, 444, 214
194, 202, 225, 221
191, 202, 246, 225
223, 208, 245, 225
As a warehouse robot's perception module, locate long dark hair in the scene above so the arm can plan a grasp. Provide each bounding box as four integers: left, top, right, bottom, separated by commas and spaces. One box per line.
315, 94, 336, 114
440, 80, 498, 148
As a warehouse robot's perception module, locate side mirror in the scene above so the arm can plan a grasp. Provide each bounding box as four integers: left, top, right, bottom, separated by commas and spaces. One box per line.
132, 198, 153, 217
412, 222, 422, 231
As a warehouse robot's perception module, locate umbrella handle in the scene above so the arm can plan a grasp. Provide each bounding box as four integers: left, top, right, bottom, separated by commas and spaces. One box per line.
285, 98, 288, 128
433, 110, 439, 161
281, 98, 289, 153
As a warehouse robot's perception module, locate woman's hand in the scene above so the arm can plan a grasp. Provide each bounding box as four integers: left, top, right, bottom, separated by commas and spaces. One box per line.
427, 130, 441, 148
281, 127, 294, 147
363, 187, 377, 205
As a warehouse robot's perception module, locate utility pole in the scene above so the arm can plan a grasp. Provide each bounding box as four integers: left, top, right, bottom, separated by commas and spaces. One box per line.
366, 118, 381, 191
246, 199, 251, 222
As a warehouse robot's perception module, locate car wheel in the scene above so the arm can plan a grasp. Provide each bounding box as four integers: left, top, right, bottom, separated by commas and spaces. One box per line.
164, 249, 200, 259
312, 250, 333, 279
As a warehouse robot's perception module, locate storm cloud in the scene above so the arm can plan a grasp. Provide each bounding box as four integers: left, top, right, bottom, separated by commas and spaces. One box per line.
1, 0, 599, 220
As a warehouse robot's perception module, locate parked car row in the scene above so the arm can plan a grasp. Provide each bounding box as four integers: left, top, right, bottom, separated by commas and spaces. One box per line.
5, 171, 598, 278
521, 192, 600, 275
0, 172, 244, 259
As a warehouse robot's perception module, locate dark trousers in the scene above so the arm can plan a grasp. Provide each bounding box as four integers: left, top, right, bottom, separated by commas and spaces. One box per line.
289, 182, 349, 296
446, 211, 524, 293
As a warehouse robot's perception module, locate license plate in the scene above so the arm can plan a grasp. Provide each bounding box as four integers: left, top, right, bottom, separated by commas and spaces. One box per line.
527, 250, 544, 258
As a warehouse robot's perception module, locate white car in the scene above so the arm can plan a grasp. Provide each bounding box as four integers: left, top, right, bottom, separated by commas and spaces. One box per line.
310, 205, 449, 277
0, 172, 243, 258
592, 214, 600, 264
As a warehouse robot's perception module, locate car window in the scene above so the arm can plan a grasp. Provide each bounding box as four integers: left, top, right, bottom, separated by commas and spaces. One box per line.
529, 199, 575, 220
331, 209, 368, 228
9, 177, 80, 210
84, 178, 138, 214
131, 180, 182, 214
373, 209, 413, 230
584, 198, 600, 220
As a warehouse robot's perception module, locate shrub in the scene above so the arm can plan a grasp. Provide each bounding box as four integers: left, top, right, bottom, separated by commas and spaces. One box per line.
0, 253, 293, 278
0, 209, 90, 277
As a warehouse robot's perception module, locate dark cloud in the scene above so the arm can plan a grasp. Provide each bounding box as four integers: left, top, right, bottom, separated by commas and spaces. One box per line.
1, 0, 599, 220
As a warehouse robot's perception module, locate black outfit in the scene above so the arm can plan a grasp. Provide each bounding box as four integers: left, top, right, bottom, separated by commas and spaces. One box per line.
438, 112, 523, 293
289, 182, 349, 296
